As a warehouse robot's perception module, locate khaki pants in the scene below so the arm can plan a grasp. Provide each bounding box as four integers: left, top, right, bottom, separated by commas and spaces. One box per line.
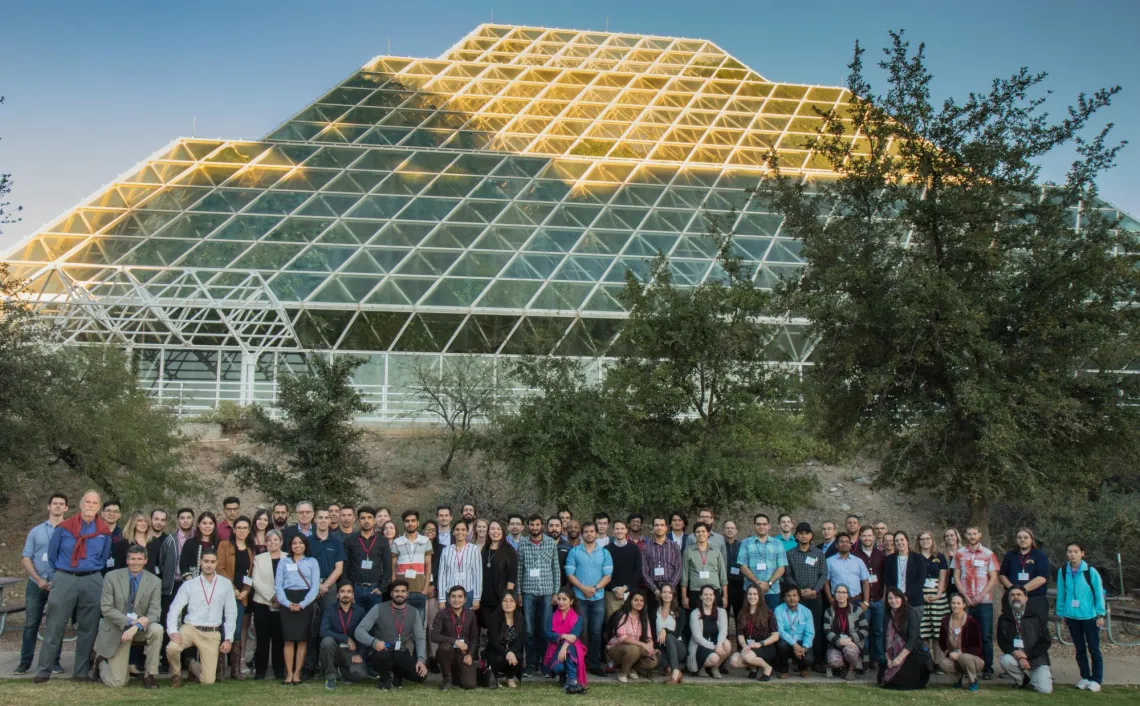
604, 591, 627, 620
606, 643, 658, 676
166, 625, 222, 684
100, 623, 164, 686
939, 652, 984, 682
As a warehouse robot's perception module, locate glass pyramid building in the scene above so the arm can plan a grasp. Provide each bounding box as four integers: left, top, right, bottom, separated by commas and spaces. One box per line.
4, 24, 1136, 418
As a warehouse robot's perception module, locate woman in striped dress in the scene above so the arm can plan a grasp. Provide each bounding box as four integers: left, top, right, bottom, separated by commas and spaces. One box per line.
918, 531, 950, 662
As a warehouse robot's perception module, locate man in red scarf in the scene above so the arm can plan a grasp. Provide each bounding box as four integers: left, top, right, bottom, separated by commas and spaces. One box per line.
33, 490, 113, 683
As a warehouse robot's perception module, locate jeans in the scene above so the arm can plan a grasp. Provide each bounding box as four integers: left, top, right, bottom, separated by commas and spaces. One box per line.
522, 593, 552, 669
866, 599, 884, 664
405, 591, 427, 616
967, 602, 994, 671
354, 585, 382, 614
580, 598, 605, 670
19, 579, 61, 669
1067, 617, 1103, 684
550, 644, 580, 686
764, 593, 782, 611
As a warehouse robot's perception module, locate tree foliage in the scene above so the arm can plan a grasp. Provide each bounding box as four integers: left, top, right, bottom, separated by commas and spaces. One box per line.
761, 32, 1140, 534
221, 355, 374, 506
485, 227, 824, 514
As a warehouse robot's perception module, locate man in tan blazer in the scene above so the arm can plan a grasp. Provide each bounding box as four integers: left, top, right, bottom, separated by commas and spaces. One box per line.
93, 544, 163, 688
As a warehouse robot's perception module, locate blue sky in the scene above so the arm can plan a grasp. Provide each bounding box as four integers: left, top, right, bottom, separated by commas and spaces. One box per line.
1, 0, 1137, 250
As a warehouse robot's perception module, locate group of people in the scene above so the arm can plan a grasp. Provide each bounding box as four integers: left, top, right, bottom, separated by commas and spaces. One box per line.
18, 492, 1110, 695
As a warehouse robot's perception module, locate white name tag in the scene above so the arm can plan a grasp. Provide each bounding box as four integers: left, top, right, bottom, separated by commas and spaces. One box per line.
1013, 638, 1024, 649
242, 575, 253, 586
1017, 571, 1030, 582
361, 559, 373, 570
699, 570, 710, 579
757, 562, 767, 572
155, 567, 161, 576
653, 567, 665, 577
42, 552, 49, 562
973, 559, 985, 568
286, 563, 298, 572
730, 567, 741, 576
394, 639, 401, 651
1071, 599, 1080, 608
404, 569, 417, 579
953, 627, 961, 635
529, 568, 541, 578
106, 559, 115, 568
924, 578, 938, 588
126, 612, 137, 622
805, 556, 817, 566
868, 574, 878, 584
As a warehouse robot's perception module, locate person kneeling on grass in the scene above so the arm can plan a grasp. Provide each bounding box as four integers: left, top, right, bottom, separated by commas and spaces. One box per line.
997, 586, 1053, 694
545, 587, 588, 694
688, 584, 731, 678
774, 585, 814, 678
729, 585, 779, 680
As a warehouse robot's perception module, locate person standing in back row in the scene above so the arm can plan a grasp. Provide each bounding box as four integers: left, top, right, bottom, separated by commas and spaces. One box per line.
565, 521, 613, 677
738, 514, 787, 611
855, 525, 887, 668
953, 526, 998, 679
998, 528, 1050, 618
17, 493, 68, 676
1055, 542, 1107, 693
783, 522, 829, 672
344, 507, 390, 614
517, 513, 560, 677
604, 520, 643, 620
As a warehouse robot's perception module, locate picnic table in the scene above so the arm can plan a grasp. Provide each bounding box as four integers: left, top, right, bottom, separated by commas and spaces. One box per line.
1046, 587, 1140, 647
0, 576, 24, 636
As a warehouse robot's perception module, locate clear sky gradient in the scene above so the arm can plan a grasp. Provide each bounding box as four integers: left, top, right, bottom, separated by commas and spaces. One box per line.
1, 0, 1137, 251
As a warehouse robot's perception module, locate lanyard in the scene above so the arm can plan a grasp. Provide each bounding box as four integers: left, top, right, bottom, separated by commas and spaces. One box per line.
836, 607, 849, 634
359, 533, 377, 556
698, 548, 709, 566
391, 605, 405, 638
338, 608, 353, 636
1019, 553, 1030, 570
200, 576, 217, 606
452, 609, 465, 638
787, 609, 800, 632
456, 545, 466, 572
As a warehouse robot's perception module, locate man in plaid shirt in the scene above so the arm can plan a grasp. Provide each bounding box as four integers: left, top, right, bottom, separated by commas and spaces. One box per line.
641, 516, 681, 617
516, 513, 560, 676
737, 513, 788, 610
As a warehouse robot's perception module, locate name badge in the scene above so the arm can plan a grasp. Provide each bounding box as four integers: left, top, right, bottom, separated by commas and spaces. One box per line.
699, 570, 711, 579
242, 575, 253, 586
106, 558, 115, 568
973, 559, 985, 568
126, 612, 137, 622
361, 559, 373, 570
1013, 638, 1024, 649
953, 627, 961, 635
394, 639, 402, 651
924, 578, 938, 588
155, 567, 161, 576
1017, 571, 1030, 582
730, 567, 741, 576
1071, 599, 1080, 608
42, 552, 49, 562
868, 574, 878, 584
654, 566, 665, 577
529, 568, 541, 578
286, 563, 298, 572
404, 569, 417, 579
805, 556, 817, 566
757, 562, 767, 572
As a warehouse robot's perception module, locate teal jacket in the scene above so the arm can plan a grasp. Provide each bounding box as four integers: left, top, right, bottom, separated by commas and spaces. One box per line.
1054, 561, 1106, 621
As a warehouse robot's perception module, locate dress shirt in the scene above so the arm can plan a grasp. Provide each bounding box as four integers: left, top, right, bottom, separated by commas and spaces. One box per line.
274, 555, 321, 608
320, 604, 366, 655
167, 573, 238, 640
343, 530, 391, 587
785, 546, 830, 593
856, 544, 887, 602
23, 520, 58, 581
515, 534, 560, 596
642, 537, 682, 590
826, 553, 870, 598
49, 518, 112, 573
437, 527, 453, 547
175, 529, 194, 556
506, 535, 521, 550
956, 545, 998, 604
565, 543, 613, 601
681, 543, 728, 590
738, 535, 788, 594
437, 542, 482, 603
775, 603, 815, 648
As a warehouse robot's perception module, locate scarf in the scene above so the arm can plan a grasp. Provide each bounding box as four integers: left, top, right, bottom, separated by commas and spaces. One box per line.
544, 607, 588, 686
59, 513, 112, 568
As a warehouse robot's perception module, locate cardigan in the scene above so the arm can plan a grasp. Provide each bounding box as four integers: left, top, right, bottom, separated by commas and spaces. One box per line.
939, 613, 982, 657
687, 606, 727, 672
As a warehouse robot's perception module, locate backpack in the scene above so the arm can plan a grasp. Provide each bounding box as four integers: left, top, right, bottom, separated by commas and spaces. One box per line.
1059, 565, 1098, 603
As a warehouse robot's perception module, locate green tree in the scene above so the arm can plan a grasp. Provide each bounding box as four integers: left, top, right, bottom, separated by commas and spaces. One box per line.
762, 32, 1140, 536
221, 355, 374, 505
486, 227, 823, 514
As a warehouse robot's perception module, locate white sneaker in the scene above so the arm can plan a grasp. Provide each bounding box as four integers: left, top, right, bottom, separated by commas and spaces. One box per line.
1077, 679, 1090, 690
1088, 681, 1102, 692
616, 674, 628, 683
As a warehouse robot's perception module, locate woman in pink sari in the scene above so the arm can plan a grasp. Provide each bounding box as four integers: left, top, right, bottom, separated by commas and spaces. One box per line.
545, 587, 588, 694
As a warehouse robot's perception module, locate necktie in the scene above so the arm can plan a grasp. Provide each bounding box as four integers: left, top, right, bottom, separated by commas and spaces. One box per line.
128, 574, 139, 613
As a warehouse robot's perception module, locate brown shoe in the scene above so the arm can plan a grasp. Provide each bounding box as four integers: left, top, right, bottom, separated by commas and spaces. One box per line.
90, 657, 105, 683
143, 675, 159, 689
800, 669, 810, 678
170, 673, 182, 688
31, 675, 50, 684
779, 672, 789, 679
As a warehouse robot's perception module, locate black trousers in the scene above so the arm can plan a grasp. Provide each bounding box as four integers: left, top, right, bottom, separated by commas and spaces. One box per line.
776, 638, 814, 673
252, 602, 284, 679
727, 581, 745, 618
368, 649, 426, 686
488, 652, 523, 680
799, 595, 826, 667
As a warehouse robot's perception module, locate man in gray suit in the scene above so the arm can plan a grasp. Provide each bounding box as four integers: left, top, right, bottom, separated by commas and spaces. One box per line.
92, 544, 163, 688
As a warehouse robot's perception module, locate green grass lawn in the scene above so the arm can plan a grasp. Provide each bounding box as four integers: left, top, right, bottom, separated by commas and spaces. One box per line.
0, 679, 1135, 705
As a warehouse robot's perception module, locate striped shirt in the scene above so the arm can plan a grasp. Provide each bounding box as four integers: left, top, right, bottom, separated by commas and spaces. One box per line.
437, 542, 482, 603
784, 546, 830, 593
738, 536, 788, 594
641, 537, 682, 590
515, 534, 561, 596
392, 534, 433, 594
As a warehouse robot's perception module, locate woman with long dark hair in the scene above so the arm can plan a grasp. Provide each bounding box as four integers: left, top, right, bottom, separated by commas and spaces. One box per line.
217, 515, 255, 680
823, 584, 869, 678
605, 590, 658, 682
654, 583, 686, 684
545, 587, 587, 694
250, 509, 271, 554
938, 593, 983, 691
730, 584, 779, 680
179, 511, 218, 580
423, 520, 442, 665
274, 533, 319, 685
480, 520, 517, 628
878, 587, 929, 690
485, 592, 525, 688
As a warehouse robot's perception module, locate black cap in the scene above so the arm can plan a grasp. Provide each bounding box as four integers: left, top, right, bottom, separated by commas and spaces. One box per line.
795, 522, 813, 534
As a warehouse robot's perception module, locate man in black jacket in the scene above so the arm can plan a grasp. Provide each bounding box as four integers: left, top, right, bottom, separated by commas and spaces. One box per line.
997, 586, 1053, 694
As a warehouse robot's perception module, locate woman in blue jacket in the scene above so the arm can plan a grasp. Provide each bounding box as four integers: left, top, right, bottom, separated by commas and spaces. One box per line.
1054, 542, 1107, 692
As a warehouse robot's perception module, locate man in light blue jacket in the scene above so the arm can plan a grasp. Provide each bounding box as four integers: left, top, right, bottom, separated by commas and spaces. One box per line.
774, 585, 814, 677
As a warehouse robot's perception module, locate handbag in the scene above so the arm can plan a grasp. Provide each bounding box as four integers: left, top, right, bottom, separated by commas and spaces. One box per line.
477, 655, 499, 689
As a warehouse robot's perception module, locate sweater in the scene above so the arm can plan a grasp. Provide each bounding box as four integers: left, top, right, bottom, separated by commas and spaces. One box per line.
355, 600, 427, 661
939, 613, 983, 658
605, 541, 644, 594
